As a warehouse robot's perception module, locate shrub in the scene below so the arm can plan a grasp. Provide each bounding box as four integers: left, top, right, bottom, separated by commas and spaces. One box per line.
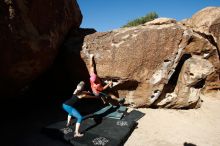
122, 12, 158, 28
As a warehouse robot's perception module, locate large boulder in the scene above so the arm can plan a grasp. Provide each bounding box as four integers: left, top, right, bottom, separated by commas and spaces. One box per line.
0, 0, 82, 97
81, 22, 183, 107
183, 7, 220, 51
155, 56, 214, 108
79, 16, 219, 108
180, 7, 220, 91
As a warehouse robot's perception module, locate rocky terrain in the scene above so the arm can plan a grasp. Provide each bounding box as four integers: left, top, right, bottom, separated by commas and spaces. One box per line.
1, 1, 219, 109
0, 1, 220, 145
78, 7, 220, 108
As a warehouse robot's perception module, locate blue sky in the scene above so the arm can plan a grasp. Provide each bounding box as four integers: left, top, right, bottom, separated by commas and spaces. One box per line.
77, 0, 220, 32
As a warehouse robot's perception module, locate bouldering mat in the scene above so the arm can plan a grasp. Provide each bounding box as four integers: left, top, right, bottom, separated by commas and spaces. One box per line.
83, 105, 127, 120
123, 109, 146, 122
94, 105, 127, 119
42, 109, 145, 146
105, 106, 127, 119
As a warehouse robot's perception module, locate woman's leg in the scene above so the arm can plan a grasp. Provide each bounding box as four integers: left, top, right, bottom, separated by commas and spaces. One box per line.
66, 115, 72, 126
74, 123, 83, 137
63, 104, 83, 137
70, 108, 83, 137
63, 104, 73, 126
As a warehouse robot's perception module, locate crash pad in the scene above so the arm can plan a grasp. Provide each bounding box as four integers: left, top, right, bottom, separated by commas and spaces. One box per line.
93, 105, 127, 119
42, 109, 145, 146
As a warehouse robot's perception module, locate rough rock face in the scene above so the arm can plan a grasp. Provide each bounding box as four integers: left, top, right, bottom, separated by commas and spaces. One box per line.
0, 0, 82, 97
80, 17, 219, 108
146, 17, 177, 25
183, 7, 220, 52
155, 56, 214, 108
181, 7, 220, 91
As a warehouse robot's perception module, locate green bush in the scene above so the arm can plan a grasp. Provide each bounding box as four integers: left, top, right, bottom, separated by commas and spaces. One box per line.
122, 12, 158, 28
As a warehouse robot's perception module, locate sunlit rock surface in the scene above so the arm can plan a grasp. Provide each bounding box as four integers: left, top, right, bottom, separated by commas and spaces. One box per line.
79, 11, 219, 108
180, 7, 220, 91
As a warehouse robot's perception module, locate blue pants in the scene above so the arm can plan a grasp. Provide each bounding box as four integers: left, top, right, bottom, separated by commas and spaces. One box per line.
62, 104, 83, 123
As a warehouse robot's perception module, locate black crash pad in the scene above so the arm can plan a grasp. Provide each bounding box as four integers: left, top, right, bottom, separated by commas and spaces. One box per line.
42, 110, 145, 146
82, 105, 127, 120
92, 105, 127, 120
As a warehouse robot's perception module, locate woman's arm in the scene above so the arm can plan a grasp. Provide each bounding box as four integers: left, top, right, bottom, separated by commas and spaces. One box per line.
73, 89, 79, 94
102, 81, 113, 90
81, 91, 91, 94
89, 54, 95, 76
78, 93, 99, 99
84, 95, 100, 98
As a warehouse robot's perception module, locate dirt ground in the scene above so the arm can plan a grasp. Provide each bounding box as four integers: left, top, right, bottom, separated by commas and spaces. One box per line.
124, 91, 220, 146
